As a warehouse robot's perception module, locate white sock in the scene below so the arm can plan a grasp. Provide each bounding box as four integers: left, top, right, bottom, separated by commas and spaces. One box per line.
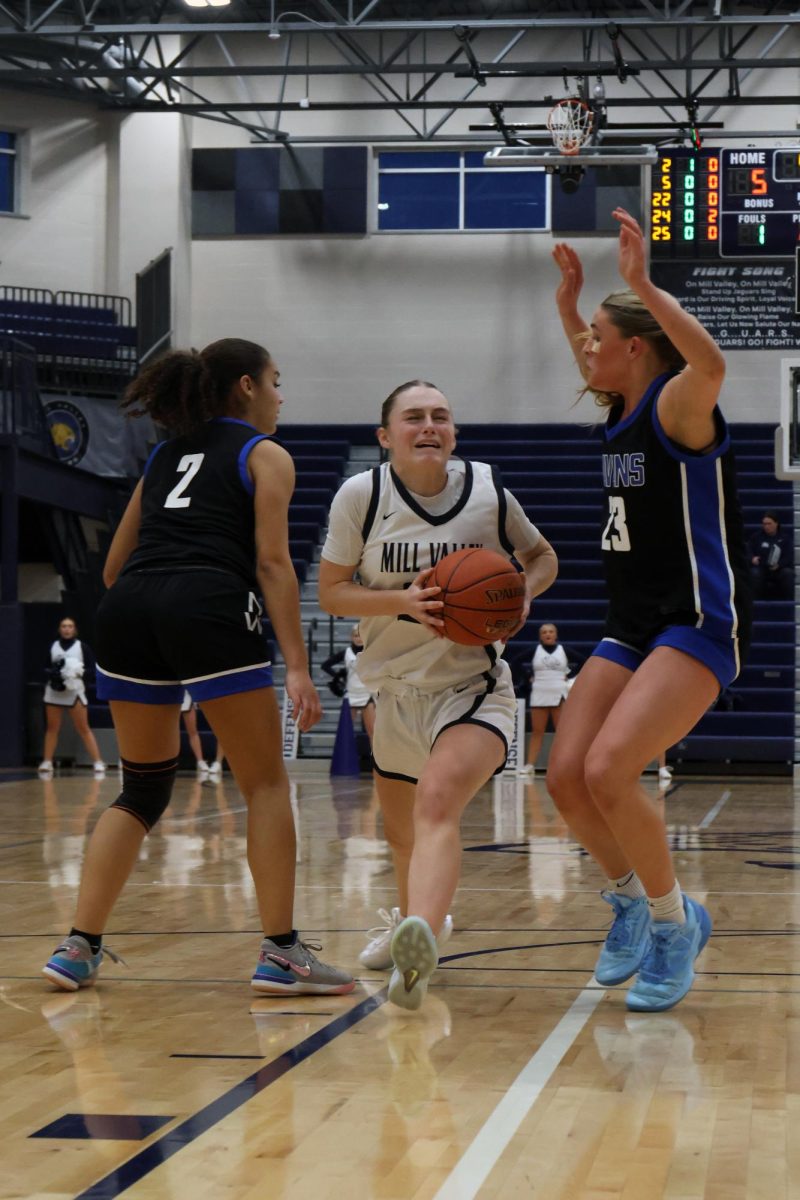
607, 871, 646, 901
648, 881, 686, 924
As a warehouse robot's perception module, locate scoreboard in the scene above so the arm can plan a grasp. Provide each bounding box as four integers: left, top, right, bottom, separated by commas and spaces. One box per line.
650, 147, 800, 259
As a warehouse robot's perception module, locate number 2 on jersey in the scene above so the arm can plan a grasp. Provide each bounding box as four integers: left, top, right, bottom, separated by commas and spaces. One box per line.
164, 453, 205, 509
601, 495, 631, 552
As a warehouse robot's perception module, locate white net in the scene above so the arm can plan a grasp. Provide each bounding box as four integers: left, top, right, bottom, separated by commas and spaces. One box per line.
546, 99, 594, 156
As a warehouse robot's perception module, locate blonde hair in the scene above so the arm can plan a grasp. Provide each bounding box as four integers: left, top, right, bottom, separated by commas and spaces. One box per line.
580, 289, 686, 409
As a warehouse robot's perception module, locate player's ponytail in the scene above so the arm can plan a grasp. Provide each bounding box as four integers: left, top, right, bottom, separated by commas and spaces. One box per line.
582, 290, 687, 409
122, 338, 271, 432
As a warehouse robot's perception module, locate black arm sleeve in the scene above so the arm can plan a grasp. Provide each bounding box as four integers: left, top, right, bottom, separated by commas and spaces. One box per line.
321, 648, 347, 676
562, 645, 586, 676
80, 641, 96, 686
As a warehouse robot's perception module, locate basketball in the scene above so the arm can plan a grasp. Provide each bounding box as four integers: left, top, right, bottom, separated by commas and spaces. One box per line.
428, 547, 526, 646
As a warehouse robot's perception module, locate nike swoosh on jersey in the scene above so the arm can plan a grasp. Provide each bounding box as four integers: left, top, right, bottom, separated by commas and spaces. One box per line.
382, 512, 396, 520
265, 953, 312, 977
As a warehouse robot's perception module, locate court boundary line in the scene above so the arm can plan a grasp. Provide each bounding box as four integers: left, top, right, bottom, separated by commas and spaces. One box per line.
698, 788, 732, 828
432, 978, 604, 1200
70, 989, 386, 1200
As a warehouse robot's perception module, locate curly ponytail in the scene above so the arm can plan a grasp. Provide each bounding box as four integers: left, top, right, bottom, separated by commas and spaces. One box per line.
122, 338, 271, 433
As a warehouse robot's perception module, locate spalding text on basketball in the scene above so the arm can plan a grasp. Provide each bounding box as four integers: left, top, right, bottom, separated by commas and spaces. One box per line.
485, 585, 525, 603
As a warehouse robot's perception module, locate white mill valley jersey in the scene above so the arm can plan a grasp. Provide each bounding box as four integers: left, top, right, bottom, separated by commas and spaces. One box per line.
322, 459, 542, 691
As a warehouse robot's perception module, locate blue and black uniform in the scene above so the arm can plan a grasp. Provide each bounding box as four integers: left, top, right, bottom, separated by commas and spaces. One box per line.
96, 417, 274, 704
593, 372, 751, 688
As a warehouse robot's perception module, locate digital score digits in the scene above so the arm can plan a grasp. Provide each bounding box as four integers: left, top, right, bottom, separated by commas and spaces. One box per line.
650, 147, 800, 259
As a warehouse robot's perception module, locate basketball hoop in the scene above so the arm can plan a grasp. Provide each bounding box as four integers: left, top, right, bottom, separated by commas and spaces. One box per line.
546, 98, 594, 156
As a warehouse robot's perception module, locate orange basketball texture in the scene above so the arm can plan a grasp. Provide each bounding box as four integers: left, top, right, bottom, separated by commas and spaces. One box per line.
428, 547, 526, 646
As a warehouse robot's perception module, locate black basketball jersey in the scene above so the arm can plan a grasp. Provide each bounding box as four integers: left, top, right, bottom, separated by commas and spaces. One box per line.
601, 372, 751, 649
123, 417, 268, 586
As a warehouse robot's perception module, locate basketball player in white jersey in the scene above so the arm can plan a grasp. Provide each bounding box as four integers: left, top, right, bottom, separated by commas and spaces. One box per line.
319, 381, 557, 1009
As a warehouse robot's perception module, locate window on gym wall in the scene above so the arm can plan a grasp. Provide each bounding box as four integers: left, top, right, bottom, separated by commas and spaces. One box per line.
376, 150, 549, 233
0, 132, 17, 213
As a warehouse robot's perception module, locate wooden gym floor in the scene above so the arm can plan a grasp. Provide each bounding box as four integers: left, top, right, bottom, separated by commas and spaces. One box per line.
0, 764, 797, 1200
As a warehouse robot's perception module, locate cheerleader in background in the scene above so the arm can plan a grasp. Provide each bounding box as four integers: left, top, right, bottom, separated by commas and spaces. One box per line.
39, 617, 106, 777
521, 622, 577, 776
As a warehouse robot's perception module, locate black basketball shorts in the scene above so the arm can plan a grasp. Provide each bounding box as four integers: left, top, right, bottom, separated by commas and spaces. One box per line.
95, 569, 273, 705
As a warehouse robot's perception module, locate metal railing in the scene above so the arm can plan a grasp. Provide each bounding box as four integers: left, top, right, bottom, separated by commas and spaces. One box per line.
54, 290, 133, 328
0, 336, 51, 452
0, 285, 54, 305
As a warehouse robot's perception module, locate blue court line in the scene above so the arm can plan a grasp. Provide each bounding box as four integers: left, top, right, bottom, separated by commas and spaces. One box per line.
73, 989, 386, 1200
439, 938, 604, 964
169, 1053, 265, 1060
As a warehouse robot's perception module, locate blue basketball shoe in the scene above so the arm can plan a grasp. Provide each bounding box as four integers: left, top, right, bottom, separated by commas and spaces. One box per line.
626, 896, 712, 1013
42, 935, 124, 991
387, 916, 439, 1012
594, 892, 652, 986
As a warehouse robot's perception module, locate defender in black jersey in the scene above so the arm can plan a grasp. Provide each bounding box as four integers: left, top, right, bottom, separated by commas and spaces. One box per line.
43, 339, 353, 998
546, 209, 751, 1014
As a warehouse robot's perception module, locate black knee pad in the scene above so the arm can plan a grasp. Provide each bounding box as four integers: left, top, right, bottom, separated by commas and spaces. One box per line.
110, 756, 179, 832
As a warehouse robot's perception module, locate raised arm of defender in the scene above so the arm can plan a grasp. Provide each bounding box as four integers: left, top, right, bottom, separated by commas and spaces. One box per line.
611, 208, 724, 449
551, 242, 590, 380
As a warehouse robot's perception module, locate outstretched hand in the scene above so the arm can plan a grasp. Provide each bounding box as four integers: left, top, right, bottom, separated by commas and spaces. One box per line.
613, 207, 649, 290
552, 242, 584, 313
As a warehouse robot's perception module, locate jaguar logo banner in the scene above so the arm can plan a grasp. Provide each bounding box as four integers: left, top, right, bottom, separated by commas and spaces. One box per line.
42, 393, 155, 477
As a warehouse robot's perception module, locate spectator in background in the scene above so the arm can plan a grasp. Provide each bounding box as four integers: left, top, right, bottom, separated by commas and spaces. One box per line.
520, 622, 578, 776
209, 743, 227, 781
321, 624, 376, 746
749, 511, 793, 599
181, 692, 210, 778
38, 617, 106, 778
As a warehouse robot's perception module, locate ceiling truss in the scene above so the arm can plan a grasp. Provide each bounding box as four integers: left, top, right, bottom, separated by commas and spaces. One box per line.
1, 2, 799, 144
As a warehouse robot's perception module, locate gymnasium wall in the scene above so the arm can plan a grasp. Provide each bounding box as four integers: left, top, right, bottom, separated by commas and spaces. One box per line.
1, 20, 798, 423
0, 92, 110, 293
0, 90, 193, 343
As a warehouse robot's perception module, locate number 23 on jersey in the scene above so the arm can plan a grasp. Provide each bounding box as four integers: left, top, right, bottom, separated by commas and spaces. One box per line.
601, 495, 631, 552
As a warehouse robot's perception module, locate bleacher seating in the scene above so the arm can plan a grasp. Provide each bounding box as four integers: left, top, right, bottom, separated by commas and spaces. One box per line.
0, 286, 137, 372
456, 421, 794, 772
282, 437, 349, 583
72, 410, 794, 771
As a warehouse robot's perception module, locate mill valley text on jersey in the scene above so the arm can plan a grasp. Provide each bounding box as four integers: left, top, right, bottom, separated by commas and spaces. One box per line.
378, 540, 484, 574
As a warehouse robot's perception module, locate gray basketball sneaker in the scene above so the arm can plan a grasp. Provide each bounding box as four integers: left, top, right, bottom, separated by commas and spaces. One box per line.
251, 936, 355, 995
